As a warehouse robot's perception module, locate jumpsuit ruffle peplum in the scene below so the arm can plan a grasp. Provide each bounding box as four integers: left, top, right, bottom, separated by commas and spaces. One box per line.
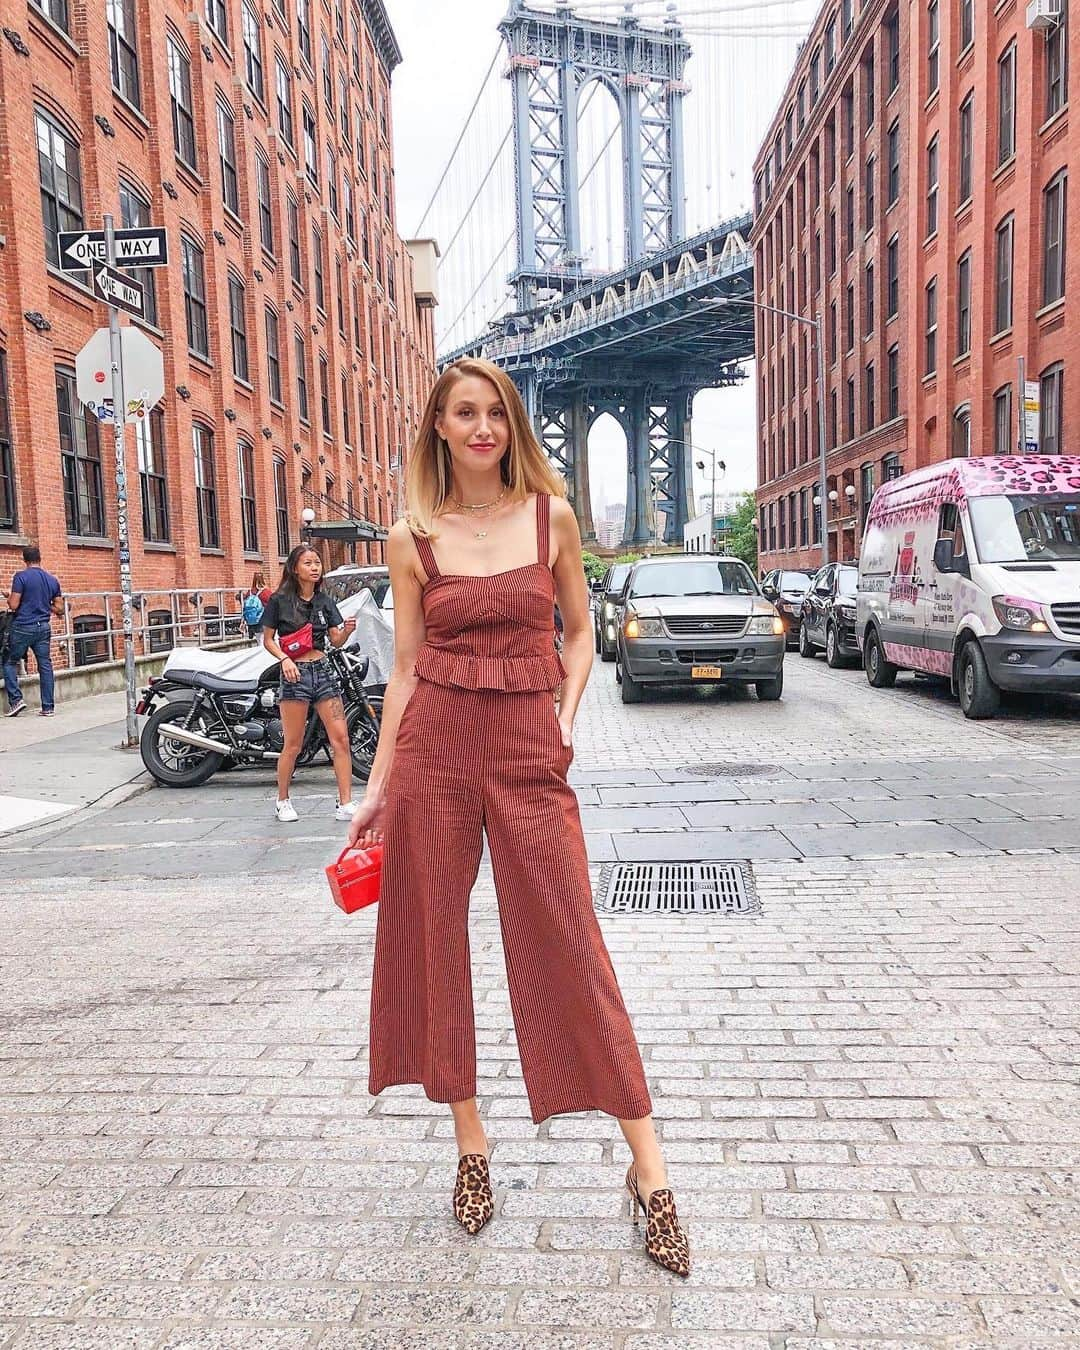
368, 492, 653, 1124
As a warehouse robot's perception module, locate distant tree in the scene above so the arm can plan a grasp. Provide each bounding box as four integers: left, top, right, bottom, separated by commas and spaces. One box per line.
614, 551, 647, 565
726, 492, 758, 572
581, 550, 607, 583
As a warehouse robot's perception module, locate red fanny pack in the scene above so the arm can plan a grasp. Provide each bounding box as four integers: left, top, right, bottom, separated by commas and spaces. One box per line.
279, 623, 314, 658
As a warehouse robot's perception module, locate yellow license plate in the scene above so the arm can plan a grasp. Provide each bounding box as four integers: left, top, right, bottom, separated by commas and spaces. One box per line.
692, 665, 723, 679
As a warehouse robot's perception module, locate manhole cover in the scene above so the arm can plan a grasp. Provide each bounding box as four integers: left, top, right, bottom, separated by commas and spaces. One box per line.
596, 862, 760, 916
682, 762, 783, 778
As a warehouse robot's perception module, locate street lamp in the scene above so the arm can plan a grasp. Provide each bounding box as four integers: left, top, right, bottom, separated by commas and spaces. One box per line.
300, 506, 315, 545
702, 296, 831, 566
694, 452, 727, 551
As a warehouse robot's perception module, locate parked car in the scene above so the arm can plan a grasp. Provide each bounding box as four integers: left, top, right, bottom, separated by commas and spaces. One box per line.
615, 554, 785, 703
857, 453, 1080, 719
594, 562, 633, 662
761, 569, 814, 647
799, 563, 860, 666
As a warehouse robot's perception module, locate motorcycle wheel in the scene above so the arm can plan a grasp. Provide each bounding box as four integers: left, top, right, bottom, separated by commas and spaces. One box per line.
347, 704, 379, 781
140, 696, 225, 788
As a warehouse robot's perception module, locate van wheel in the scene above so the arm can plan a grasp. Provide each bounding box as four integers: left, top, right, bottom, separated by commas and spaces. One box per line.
799, 621, 816, 658
864, 628, 898, 688
756, 668, 784, 701
957, 641, 1001, 719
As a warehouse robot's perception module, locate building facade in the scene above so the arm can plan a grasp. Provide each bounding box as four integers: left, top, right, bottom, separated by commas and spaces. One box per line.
751, 0, 1074, 576
0, 0, 435, 660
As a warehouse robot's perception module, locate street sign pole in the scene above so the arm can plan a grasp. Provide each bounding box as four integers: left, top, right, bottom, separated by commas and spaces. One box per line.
103, 213, 138, 749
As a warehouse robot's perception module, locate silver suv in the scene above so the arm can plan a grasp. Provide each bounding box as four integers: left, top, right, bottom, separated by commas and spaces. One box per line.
615, 555, 785, 704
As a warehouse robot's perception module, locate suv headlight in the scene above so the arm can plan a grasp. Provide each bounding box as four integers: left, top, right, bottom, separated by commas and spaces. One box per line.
748, 615, 785, 636
992, 596, 1048, 632
624, 614, 663, 638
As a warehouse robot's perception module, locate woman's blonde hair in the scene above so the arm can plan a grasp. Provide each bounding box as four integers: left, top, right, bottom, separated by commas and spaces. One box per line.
404, 358, 566, 536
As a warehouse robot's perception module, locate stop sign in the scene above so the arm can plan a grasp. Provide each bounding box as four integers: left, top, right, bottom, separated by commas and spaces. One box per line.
75, 326, 164, 425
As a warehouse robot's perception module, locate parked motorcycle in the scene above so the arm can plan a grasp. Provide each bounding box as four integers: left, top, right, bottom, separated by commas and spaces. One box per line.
137, 644, 381, 788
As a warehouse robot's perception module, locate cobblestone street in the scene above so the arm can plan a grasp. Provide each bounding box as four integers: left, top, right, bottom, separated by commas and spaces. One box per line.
2, 657, 1079, 1347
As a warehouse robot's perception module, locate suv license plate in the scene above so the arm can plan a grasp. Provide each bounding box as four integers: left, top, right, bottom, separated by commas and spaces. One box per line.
692, 665, 723, 679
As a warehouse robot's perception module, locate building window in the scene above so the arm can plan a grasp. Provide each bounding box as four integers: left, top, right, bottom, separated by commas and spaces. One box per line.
265, 307, 282, 403
998, 42, 1016, 166
137, 409, 168, 544
1046, 2, 1069, 119
0, 351, 14, 531
828, 300, 837, 363
827, 208, 837, 274
119, 181, 157, 325
994, 215, 1014, 335
843, 83, 855, 156
273, 456, 290, 557
193, 425, 219, 550
927, 0, 940, 95
810, 49, 821, 104
352, 279, 361, 350
865, 362, 876, 431
845, 375, 856, 441
926, 135, 939, 236
925, 277, 938, 375
993, 385, 1014, 456
960, 0, 974, 50
842, 0, 853, 40
887, 344, 899, 421
958, 92, 974, 205
335, 254, 345, 336
860, 462, 874, 527
276, 58, 294, 146
865, 154, 875, 229
147, 610, 175, 654
886, 235, 899, 318
342, 371, 351, 447
228, 273, 249, 382
256, 153, 274, 253
886, 8, 900, 92
825, 16, 837, 73
1040, 363, 1064, 456
238, 440, 258, 553
351, 12, 361, 78
217, 101, 239, 215
845, 185, 855, 253
344, 174, 355, 242
36, 108, 84, 273
319, 355, 331, 435
302, 103, 318, 185
957, 251, 972, 357
241, 0, 264, 101
846, 282, 855, 351
327, 144, 339, 217
865, 260, 875, 335
296, 0, 311, 64
31, 0, 69, 33
1043, 171, 1068, 306
73, 616, 110, 668
322, 36, 334, 110
312, 226, 325, 309
206, 0, 228, 44
57, 367, 104, 538
295, 332, 310, 422
886, 120, 900, 205
287, 195, 302, 286
863, 47, 875, 129
181, 236, 209, 359
107, 0, 140, 108
953, 406, 972, 457
167, 36, 197, 170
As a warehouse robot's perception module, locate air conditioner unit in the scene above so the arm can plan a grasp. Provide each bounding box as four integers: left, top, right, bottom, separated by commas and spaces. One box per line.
1027, 0, 1063, 32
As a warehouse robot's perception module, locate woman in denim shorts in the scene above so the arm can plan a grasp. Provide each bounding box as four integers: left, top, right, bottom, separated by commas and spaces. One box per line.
262, 545, 357, 823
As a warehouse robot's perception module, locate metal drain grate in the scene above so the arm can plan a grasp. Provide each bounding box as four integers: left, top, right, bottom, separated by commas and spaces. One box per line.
597, 862, 759, 916
682, 762, 783, 778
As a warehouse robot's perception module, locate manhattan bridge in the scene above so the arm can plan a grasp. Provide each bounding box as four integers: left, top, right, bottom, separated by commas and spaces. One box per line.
417, 0, 814, 546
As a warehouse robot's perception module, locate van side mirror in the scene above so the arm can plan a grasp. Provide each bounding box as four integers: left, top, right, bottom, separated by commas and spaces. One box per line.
934, 538, 969, 576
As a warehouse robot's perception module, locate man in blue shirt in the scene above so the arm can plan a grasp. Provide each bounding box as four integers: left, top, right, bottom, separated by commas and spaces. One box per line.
3, 546, 63, 717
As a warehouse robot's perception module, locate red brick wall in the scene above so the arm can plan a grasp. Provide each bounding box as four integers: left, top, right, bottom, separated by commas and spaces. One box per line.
0, 0, 434, 614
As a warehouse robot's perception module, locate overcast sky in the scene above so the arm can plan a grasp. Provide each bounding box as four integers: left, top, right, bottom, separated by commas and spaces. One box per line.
384, 0, 767, 513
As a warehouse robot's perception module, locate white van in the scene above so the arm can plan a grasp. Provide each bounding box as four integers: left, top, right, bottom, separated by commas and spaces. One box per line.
857, 455, 1080, 718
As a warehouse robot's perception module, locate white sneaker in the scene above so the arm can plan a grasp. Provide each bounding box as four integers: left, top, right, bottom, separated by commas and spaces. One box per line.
275, 799, 299, 823
334, 801, 356, 822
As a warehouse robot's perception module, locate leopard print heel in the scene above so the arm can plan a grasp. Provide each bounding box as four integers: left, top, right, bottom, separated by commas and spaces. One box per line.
625, 1165, 690, 1277
453, 1152, 494, 1235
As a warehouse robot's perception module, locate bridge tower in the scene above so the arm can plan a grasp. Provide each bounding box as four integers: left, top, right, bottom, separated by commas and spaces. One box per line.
498, 1, 693, 546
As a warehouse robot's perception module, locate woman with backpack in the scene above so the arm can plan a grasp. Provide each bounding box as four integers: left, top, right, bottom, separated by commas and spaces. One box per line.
242, 571, 271, 638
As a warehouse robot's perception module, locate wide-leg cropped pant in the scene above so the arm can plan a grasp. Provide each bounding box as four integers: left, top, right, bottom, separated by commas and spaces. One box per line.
368, 679, 653, 1124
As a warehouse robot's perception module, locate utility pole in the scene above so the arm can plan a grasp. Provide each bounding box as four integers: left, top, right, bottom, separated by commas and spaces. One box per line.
814, 312, 830, 566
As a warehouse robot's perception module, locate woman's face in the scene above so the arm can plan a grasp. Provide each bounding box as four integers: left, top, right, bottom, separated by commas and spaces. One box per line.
435, 375, 510, 475
295, 550, 322, 585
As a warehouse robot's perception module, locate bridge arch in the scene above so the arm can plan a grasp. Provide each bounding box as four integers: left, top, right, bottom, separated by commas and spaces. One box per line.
576, 76, 626, 274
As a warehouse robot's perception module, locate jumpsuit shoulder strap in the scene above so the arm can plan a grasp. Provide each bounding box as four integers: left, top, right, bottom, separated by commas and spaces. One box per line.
412, 530, 441, 582
536, 492, 551, 569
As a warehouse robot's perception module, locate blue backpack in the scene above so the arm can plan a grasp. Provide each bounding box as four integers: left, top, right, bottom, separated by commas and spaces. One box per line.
242, 592, 265, 626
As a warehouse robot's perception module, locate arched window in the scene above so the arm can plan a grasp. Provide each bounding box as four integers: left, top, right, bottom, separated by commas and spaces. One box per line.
147, 609, 175, 654
73, 614, 110, 667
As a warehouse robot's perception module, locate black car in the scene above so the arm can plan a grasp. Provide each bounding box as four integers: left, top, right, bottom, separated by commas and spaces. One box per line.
798, 563, 860, 667
761, 569, 814, 647
594, 562, 632, 662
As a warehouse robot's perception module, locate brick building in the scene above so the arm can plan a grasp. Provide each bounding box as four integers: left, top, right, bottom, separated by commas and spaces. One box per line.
751, 0, 1074, 575
0, 0, 435, 661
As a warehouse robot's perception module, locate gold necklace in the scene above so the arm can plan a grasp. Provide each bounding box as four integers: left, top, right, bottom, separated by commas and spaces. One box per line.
450, 488, 506, 539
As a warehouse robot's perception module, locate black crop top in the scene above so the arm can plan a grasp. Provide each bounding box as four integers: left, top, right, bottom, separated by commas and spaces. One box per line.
262, 590, 344, 653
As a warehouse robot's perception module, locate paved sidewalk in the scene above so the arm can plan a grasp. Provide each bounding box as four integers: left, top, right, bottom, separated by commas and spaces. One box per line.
1, 854, 1079, 1346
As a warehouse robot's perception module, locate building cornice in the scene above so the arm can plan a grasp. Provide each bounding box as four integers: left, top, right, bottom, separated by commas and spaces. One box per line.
363, 0, 403, 73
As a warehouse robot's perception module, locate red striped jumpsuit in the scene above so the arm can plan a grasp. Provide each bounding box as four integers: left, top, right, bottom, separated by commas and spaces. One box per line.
368, 493, 653, 1124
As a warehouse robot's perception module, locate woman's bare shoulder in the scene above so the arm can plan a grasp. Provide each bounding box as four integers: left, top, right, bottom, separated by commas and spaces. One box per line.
549, 494, 580, 534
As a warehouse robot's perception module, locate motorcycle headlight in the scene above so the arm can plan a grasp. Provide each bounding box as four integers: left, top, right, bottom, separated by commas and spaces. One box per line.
748, 615, 784, 636
992, 596, 1048, 632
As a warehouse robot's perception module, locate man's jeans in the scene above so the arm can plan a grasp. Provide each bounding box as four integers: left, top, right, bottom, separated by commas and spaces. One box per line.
3, 623, 54, 711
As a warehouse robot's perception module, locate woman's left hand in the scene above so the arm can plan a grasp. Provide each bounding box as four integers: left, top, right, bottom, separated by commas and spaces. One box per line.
557, 715, 573, 751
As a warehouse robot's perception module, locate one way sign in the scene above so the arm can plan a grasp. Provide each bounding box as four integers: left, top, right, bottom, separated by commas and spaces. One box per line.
58, 227, 169, 272
92, 264, 145, 319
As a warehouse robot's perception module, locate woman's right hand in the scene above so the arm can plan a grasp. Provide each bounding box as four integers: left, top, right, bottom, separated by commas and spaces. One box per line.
281, 657, 301, 683
347, 794, 384, 849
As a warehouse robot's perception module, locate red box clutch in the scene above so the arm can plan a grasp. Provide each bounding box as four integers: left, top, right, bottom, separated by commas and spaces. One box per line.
326, 844, 383, 913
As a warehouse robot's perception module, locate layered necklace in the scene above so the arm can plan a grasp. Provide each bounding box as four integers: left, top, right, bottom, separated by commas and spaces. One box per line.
450, 487, 507, 539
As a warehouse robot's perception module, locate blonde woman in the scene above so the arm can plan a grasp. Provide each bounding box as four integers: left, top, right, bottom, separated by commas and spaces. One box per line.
347, 359, 689, 1275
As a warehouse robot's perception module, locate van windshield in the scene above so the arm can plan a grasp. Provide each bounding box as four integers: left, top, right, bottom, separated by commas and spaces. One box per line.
969, 493, 1080, 563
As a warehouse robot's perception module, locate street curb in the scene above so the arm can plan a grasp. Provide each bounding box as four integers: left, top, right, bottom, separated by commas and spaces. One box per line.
0, 771, 152, 845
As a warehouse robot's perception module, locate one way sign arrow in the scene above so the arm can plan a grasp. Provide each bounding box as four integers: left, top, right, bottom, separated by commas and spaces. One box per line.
92, 263, 145, 319
58, 226, 169, 272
